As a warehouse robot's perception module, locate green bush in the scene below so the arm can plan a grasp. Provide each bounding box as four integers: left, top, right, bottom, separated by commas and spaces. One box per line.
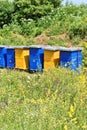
13, 0, 62, 22
68, 18, 87, 39
0, 0, 14, 27
20, 19, 42, 37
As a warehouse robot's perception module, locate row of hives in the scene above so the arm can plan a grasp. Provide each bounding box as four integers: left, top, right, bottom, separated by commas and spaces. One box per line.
0, 45, 83, 72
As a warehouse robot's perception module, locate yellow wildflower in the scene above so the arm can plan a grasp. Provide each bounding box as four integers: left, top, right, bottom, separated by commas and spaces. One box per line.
64, 125, 68, 130
0, 36, 3, 39
80, 97, 83, 104
52, 89, 58, 100
68, 111, 73, 118
54, 89, 58, 97
37, 98, 43, 104
68, 103, 76, 118
71, 118, 78, 124
30, 98, 36, 104
70, 105, 74, 113
46, 88, 51, 97
82, 123, 87, 129
79, 75, 86, 88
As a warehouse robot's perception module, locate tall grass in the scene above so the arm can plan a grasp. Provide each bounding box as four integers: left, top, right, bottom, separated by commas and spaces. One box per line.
0, 68, 87, 130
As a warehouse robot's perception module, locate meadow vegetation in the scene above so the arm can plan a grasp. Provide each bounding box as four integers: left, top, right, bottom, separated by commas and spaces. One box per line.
0, 68, 87, 130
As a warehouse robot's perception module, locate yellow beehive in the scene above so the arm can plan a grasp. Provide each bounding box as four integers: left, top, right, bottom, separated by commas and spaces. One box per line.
44, 49, 60, 70
15, 48, 29, 70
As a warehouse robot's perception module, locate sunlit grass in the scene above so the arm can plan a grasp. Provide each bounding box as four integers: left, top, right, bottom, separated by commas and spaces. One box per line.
0, 67, 87, 130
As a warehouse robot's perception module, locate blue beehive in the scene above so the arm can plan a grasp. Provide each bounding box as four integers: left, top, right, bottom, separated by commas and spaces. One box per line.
7, 47, 15, 68
60, 47, 83, 71
0, 46, 7, 68
29, 46, 44, 71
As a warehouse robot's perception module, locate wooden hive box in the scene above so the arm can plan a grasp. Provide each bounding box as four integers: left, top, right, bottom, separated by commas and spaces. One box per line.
0, 46, 7, 68
15, 46, 29, 70
29, 46, 44, 72
60, 47, 83, 71
44, 46, 60, 70
7, 46, 15, 68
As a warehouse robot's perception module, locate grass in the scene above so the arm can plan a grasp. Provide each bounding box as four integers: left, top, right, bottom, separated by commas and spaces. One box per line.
0, 67, 87, 130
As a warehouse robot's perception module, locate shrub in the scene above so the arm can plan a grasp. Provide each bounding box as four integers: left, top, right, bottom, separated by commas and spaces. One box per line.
0, 0, 14, 28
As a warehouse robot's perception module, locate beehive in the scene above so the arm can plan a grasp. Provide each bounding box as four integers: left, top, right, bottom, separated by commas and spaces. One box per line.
15, 46, 29, 70
44, 46, 60, 70
29, 47, 44, 71
7, 47, 15, 68
0, 46, 7, 68
60, 47, 83, 71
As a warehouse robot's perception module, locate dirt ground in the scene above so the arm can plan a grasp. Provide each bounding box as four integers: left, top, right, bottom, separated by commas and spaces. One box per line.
34, 33, 70, 45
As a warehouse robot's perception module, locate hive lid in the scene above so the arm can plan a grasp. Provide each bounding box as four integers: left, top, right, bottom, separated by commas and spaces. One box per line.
6, 46, 16, 49
14, 46, 30, 49
42, 45, 61, 51
29, 45, 43, 48
57, 46, 83, 51
0, 45, 7, 48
